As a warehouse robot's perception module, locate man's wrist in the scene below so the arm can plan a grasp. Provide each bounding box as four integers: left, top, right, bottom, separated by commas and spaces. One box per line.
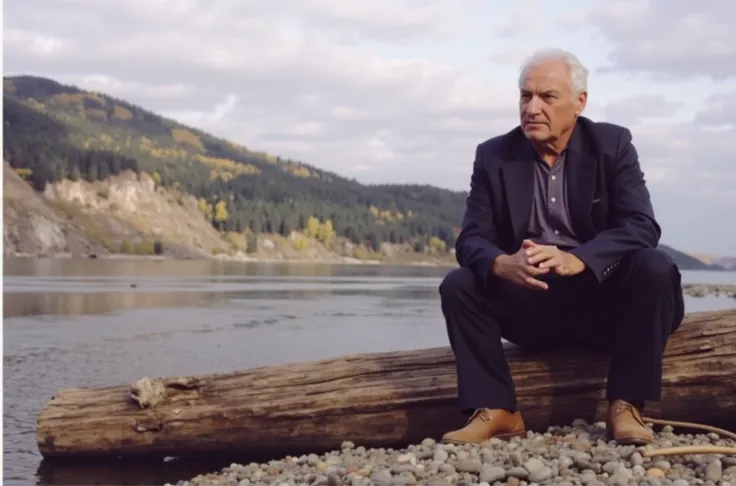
490, 254, 509, 277
564, 251, 586, 272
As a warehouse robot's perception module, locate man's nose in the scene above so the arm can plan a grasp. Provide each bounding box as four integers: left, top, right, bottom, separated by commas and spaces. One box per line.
525, 95, 542, 114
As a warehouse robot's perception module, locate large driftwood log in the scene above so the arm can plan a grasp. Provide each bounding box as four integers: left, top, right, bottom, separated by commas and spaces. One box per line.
37, 309, 736, 459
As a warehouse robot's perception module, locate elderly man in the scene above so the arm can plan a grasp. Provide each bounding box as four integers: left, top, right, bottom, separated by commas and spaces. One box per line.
439, 48, 685, 446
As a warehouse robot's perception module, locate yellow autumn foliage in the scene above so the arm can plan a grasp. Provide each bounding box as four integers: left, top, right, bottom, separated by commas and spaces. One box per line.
198, 155, 260, 181
214, 200, 228, 222
197, 197, 213, 221
429, 236, 446, 252
14, 168, 32, 179
171, 128, 204, 151
286, 165, 311, 178
291, 233, 309, 250
113, 105, 133, 121
302, 216, 335, 243
141, 144, 189, 160
369, 205, 406, 222
49, 92, 106, 108
85, 108, 107, 120
305, 216, 320, 238
27, 99, 45, 111
316, 219, 335, 242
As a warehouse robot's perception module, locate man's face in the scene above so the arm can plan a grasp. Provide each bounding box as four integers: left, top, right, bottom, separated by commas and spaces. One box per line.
518, 60, 587, 144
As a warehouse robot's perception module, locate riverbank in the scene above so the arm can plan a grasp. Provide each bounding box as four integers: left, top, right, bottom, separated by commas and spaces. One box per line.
3, 250, 435, 266
173, 420, 736, 486
4, 253, 736, 300
3, 243, 458, 267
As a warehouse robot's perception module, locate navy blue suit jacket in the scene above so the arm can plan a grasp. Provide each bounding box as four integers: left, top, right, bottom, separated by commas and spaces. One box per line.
455, 116, 661, 284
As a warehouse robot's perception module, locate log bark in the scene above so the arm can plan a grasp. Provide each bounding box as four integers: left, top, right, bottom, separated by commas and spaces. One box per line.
36, 309, 736, 459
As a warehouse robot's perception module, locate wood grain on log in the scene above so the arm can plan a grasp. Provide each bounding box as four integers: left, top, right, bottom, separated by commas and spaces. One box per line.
36, 309, 736, 459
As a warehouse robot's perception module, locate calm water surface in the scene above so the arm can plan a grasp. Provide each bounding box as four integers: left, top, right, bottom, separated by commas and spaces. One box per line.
4, 258, 736, 486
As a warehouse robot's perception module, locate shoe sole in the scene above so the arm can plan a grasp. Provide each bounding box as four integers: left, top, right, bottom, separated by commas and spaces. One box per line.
612, 437, 653, 445
607, 433, 653, 446
441, 430, 526, 445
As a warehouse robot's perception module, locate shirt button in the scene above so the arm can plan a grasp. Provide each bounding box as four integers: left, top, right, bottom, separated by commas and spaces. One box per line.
551, 175, 556, 180
554, 230, 560, 235
550, 197, 556, 203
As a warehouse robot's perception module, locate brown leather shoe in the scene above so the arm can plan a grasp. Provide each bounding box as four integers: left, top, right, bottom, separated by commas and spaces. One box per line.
606, 399, 654, 445
441, 408, 525, 444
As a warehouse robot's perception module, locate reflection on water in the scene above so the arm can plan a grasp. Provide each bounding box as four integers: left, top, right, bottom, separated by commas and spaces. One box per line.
34, 457, 243, 486
3, 257, 447, 320
4, 291, 223, 319
4, 256, 443, 279
3, 257, 735, 486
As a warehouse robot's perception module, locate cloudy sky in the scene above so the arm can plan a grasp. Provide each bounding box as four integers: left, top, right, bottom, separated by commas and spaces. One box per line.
4, 0, 735, 255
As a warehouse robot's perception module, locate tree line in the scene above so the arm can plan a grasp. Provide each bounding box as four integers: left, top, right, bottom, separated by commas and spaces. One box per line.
3, 77, 468, 251
3, 96, 139, 191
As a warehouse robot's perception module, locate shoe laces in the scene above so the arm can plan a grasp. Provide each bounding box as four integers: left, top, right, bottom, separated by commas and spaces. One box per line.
469, 408, 493, 423
613, 401, 645, 426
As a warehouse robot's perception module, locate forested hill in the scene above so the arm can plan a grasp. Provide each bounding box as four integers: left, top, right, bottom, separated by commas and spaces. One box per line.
3, 75, 465, 251
2, 75, 724, 270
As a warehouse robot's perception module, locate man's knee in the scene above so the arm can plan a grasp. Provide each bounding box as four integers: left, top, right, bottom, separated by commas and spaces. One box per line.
625, 248, 679, 284
439, 267, 477, 301
620, 248, 684, 332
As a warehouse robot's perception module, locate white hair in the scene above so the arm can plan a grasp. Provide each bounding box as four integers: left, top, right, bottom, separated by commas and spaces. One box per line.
518, 48, 589, 96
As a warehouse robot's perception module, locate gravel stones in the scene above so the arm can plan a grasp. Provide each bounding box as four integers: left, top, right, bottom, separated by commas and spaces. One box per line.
456, 457, 482, 474
706, 458, 723, 482
478, 464, 505, 483
173, 421, 736, 486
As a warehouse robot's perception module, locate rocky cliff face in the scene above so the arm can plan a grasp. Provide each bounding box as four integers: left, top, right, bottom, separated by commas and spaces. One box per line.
3, 162, 227, 258
42, 169, 158, 213
4, 161, 76, 256
3, 163, 457, 265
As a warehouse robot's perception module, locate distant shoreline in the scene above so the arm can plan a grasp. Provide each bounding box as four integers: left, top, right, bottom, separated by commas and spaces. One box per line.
4, 253, 735, 300
681, 283, 736, 299
3, 250, 458, 267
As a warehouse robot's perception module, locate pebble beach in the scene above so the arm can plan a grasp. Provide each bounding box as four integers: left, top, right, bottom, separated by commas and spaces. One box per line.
174, 421, 735, 486
168, 285, 736, 486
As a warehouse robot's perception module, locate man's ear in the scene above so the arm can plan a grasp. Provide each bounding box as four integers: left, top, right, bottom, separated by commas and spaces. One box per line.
575, 91, 588, 116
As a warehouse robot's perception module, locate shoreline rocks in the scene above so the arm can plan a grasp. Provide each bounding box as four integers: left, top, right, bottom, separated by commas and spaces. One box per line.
683, 283, 736, 299
172, 421, 736, 486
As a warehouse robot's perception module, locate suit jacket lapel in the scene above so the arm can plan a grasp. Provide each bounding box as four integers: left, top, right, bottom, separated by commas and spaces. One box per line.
500, 120, 599, 247
501, 137, 536, 246
565, 123, 598, 239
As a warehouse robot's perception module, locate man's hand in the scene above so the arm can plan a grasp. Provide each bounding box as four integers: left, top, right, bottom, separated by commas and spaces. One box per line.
491, 243, 550, 290
523, 240, 586, 276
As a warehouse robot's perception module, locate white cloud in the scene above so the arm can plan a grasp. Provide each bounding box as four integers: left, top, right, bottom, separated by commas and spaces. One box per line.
3, 29, 71, 56
73, 75, 195, 99
596, 90, 736, 206
4, 1, 499, 179
694, 91, 736, 128
565, 0, 736, 81
494, 0, 548, 38
602, 95, 684, 125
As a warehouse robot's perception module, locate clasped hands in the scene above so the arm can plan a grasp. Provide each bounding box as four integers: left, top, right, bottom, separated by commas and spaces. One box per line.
491, 239, 585, 290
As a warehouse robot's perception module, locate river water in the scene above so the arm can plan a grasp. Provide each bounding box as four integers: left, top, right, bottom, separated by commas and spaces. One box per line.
4, 257, 736, 486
